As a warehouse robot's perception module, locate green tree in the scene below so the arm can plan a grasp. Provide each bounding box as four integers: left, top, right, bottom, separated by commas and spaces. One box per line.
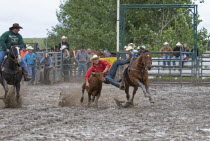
47, 0, 207, 52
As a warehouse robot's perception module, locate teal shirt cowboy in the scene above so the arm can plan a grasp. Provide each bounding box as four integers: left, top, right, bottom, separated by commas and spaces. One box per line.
23, 53, 36, 65
0, 30, 25, 51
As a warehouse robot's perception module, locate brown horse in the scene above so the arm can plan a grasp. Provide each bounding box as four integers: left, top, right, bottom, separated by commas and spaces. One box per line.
123, 51, 154, 105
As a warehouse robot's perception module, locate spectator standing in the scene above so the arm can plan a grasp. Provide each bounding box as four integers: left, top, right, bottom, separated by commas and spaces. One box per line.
40, 52, 53, 84
20, 45, 28, 59
61, 45, 70, 81
172, 42, 182, 67
23, 46, 36, 85
160, 42, 173, 67
58, 36, 69, 51
76, 46, 89, 80
86, 48, 94, 68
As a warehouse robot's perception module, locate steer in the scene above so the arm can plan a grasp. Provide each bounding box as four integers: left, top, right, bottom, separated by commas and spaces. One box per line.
80, 71, 105, 108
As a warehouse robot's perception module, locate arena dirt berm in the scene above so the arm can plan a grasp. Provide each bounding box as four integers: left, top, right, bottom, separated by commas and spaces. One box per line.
0, 82, 210, 140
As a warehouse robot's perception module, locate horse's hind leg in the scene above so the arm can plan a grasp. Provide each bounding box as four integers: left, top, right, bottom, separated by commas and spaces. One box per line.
125, 85, 130, 102
130, 87, 138, 105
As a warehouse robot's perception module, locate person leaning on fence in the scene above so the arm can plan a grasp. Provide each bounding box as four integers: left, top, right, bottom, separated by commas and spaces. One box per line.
86, 48, 94, 68
172, 42, 182, 67
76, 46, 89, 80
0, 23, 31, 81
160, 42, 173, 67
40, 52, 53, 84
23, 46, 36, 85
61, 45, 70, 81
58, 36, 70, 51
181, 43, 190, 68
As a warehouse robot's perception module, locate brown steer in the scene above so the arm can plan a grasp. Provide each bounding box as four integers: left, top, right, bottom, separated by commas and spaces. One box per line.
81, 71, 105, 108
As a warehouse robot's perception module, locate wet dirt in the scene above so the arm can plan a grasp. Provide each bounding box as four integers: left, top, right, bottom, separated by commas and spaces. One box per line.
0, 82, 210, 140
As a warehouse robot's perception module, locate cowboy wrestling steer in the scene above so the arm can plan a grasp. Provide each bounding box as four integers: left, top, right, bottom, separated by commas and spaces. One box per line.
80, 71, 105, 108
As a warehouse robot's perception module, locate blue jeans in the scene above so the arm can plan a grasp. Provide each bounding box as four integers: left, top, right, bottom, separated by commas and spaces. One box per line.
0, 50, 27, 72
163, 56, 171, 66
105, 58, 130, 88
27, 64, 35, 84
173, 56, 181, 66
0, 51, 6, 66
77, 63, 87, 79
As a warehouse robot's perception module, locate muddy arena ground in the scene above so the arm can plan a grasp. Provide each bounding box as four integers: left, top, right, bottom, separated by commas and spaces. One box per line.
1, 82, 210, 141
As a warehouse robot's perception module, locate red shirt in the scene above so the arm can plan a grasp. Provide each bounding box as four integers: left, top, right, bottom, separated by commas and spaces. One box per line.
85, 60, 111, 80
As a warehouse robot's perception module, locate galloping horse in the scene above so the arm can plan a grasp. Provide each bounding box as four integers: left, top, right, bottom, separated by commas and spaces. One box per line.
0, 45, 22, 102
123, 51, 154, 105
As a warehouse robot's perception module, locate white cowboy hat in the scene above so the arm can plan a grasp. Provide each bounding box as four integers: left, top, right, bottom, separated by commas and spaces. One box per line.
140, 45, 146, 49
126, 46, 133, 51
61, 36, 67, 39
124, 46, 128, 49
176, 42, 182, 46
90, 54, 100, 62
163, 42, 169, 45
60, 45, 67, 51
128, 43, 136, 48
26, 46, 34, 50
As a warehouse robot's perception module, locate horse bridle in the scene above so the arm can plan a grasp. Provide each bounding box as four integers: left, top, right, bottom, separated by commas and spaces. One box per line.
8, 46, 21, 64
1, 46, 21, 74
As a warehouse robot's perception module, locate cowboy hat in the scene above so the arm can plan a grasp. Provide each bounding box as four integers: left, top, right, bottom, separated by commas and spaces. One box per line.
9, 23, 23, 30
61, 36, 67, 39
90, 54, 100, 62
163, 42, 169, 45
128, 43, 136, 48
60, 45, 67, 51
126, 46, 133, 51
26, 46, 34, 50
140, 45, 146, 49
176, 42, 182, 46
124, 46, 128, 49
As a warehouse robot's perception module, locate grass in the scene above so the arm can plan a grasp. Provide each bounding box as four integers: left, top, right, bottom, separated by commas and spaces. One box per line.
24, 38, 45, 49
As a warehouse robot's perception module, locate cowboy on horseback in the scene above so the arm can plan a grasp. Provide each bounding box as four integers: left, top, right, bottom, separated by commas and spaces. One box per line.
0, 23, 31, 81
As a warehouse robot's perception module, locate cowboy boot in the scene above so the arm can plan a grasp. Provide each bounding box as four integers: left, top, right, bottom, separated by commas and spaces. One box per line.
119, 82, 125, 90
23, 70, 31, 81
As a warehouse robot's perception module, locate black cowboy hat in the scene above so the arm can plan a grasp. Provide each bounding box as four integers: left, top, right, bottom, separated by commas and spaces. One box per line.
9, 23, 23, 30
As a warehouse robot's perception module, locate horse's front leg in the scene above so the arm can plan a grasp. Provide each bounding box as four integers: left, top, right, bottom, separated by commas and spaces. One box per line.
15, 83, 20, 102
145, 85, 155, 103
137, 81, 149, 98
137, 81, 154, 103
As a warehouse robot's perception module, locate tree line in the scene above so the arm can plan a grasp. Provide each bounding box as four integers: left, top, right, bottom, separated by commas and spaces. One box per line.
47, 0, 209, 52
